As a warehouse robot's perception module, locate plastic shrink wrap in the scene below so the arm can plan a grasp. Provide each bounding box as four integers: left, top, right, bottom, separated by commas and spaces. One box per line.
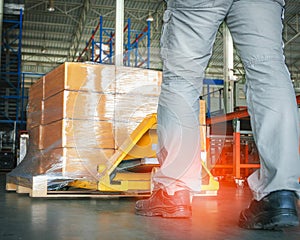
7, 62, 162, 190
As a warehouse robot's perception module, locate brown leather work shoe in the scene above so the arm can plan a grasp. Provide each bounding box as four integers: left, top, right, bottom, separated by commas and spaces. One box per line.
135, 189, 192, 218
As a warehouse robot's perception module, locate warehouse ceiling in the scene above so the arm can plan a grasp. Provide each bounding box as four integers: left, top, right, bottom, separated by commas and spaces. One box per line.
19, 0, 165, 74
4, 0, 300, 86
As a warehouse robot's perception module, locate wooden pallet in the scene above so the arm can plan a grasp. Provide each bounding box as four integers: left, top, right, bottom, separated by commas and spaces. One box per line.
6, 175, 150, 198
6, 173, 218, 198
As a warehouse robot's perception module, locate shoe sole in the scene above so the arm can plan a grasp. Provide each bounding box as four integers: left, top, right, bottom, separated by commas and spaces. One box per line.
263, 214, 299, 230
239, 209, 299, 230
135, 206, 192, 218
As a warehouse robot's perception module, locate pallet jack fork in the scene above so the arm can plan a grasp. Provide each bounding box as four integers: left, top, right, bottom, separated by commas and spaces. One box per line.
70, 114, 219, 196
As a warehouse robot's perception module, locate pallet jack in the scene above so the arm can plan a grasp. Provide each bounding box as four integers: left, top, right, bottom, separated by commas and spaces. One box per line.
69, 113, 219, 196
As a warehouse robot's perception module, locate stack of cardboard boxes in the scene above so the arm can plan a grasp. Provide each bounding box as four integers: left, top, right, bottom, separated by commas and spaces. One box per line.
24, 62, 161, 180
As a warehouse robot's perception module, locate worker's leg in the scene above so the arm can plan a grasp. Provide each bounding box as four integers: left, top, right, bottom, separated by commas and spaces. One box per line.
227, 0, 300, 201
226, 0, 300, 229
153, 0, 232, 195
136, 0, 233, 218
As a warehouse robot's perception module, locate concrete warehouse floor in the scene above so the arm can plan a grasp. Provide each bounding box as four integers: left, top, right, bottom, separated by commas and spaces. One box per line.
0, 172, 299, 240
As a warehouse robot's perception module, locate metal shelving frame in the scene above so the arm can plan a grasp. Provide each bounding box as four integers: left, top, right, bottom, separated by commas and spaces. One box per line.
1, 9, 24, 128
77, 16, 151, 69
0, 8, 24, 168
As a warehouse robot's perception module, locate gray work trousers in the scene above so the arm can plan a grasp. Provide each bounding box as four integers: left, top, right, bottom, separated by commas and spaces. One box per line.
153, 0, 300, 200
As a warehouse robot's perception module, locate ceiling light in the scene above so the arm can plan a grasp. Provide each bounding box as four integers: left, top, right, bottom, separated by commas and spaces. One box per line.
41, 33, 47, 53
47, 0, 55, 12
41, 46, 47, 53
146, 12, 153, 22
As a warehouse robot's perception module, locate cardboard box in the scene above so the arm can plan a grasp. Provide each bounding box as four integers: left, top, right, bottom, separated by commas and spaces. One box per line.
28, 76, 44, 100
40, 147, 115, 177
43, 63, 161, 99
27, 77, 44, 129
115, 66, 161, 95
27, 104, 43, 130
113, 94, 159, 148
42, 90, 115, 125
41, 119, 115, 150
28, 125, 43, 149
44, 62, 116, 99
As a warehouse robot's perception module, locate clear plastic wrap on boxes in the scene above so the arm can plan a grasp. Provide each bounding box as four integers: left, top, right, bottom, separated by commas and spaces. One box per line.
7, 62, 162, 191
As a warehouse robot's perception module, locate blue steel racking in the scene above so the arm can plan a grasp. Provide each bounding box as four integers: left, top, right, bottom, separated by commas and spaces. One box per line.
77, 16, 151, 69
0, 8, 24, 167
0, 9, 25, 129
202, 78, 224, 118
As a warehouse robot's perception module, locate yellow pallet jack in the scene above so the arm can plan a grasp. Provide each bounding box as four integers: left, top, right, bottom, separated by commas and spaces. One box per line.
69, 114, 219, 196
